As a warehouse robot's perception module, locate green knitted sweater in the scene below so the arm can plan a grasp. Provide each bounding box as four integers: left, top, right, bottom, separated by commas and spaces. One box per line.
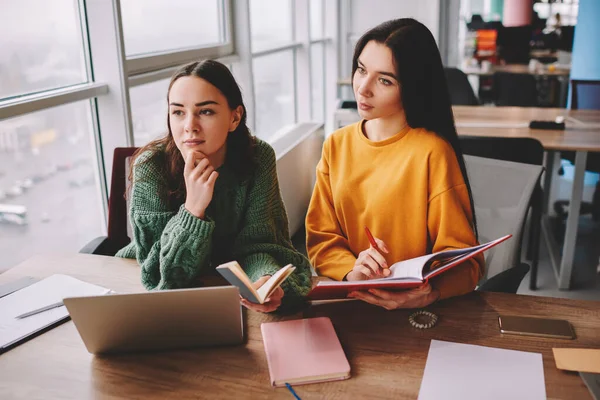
115, 139, 312, 303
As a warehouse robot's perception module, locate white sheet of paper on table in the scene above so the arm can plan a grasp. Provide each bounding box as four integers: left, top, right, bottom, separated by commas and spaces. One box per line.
0, 274, 109, 350
418, 340, 546, 400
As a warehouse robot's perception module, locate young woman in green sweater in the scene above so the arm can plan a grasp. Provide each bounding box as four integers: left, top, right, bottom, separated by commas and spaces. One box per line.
116, 60, 312, 313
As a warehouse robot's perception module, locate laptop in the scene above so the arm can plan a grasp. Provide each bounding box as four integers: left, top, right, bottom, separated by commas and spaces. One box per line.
63, 286, 243, 355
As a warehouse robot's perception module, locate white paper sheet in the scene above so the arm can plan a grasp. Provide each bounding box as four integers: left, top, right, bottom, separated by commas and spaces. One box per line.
0, 274, 108, 350
418, 340, 546, 400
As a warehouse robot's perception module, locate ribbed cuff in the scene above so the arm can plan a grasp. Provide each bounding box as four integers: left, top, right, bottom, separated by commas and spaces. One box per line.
176, 205, 215, 236
243, 253, 281, 283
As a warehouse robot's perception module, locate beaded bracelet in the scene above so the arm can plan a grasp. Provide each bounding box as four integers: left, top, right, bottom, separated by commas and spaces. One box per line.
409, 310, 438, 329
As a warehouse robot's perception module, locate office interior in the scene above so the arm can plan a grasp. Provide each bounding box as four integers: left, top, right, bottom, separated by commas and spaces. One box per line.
3, 0, 597, 299
1, 0, 600, 398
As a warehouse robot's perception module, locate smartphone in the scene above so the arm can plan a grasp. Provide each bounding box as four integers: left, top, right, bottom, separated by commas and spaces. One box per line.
498, 315, 575, 339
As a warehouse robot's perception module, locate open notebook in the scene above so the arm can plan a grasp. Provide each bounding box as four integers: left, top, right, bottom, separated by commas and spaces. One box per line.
216, 262, 295, 304
261, 317, 351, 387
0, 274, 109, 352
308, 235, 511, 300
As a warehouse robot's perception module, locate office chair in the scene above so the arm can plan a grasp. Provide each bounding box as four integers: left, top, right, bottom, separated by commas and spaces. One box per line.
493, 72, 538, 107
555, 79, 600, 222
464, 155, 544, 294
444, 67, 480, 106
80, 147, 139, 256
459, 137, 545, 290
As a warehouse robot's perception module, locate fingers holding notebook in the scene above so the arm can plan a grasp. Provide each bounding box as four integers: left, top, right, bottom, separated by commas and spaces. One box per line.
348, 283, 439, 310
347, 243, 391, 280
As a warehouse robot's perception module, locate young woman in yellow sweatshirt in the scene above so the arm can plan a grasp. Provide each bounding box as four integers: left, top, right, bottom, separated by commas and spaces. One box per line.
305, 18, 484, 310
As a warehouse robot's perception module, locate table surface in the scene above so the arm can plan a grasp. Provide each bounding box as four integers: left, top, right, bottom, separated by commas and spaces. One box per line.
463, 64, 571, 76
1, 253, 598, 399
453, 105, 600, 152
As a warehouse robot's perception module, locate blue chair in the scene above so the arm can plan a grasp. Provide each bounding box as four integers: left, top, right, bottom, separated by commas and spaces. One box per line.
555, 80, 600, 222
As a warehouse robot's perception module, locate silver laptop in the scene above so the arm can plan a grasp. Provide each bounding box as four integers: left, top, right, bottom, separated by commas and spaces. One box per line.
63, 286, 243, 355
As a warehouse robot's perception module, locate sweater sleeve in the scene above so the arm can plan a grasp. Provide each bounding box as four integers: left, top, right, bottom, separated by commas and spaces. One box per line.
116, 152, 215, 290
305, 139, 357, 281
231, 142, 312, 300
426, 144, 484, 300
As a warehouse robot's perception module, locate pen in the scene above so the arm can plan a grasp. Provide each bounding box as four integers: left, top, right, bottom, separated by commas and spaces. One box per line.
15, 301, 64, 319
364, 226, 381, 252
15, 289, 114, 319
285, 383, 301, 400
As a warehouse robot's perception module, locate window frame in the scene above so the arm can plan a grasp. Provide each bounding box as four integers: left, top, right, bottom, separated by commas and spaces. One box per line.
0, 0, 338, 249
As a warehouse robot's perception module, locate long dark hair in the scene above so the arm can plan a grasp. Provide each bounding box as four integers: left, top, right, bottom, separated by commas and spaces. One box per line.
352, 18, 478, 237
130, 60, 256, 206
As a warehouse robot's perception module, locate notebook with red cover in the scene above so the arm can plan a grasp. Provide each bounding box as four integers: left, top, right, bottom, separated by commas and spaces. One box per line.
308, 235, 511, 300
260, 317, 351, 387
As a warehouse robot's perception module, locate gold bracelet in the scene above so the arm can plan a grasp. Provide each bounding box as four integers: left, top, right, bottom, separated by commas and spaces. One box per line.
409, 310, 438, 329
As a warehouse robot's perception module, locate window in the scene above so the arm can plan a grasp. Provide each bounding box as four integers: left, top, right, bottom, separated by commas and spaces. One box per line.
310, 0, 324, 40
310, 43, 325, 122
0, 0, 88, 99
120, 0, 226, 56
130, 79, 170, 146
252, 51, 296, 139
250, 0, 294, 52
0, 101, 104, 271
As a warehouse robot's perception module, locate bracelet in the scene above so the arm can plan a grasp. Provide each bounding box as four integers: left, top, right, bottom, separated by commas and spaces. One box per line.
409, 310, 438, 329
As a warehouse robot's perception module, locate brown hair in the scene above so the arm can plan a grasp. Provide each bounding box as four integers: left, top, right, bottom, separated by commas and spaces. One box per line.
129, 60, 256, 206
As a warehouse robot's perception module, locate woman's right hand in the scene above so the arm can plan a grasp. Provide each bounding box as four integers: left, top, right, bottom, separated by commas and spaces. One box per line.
183, 151, 219, 219
346, 237, 391, 281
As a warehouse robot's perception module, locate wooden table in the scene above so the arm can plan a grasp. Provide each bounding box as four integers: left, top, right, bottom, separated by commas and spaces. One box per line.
454, 106, 600, 290
462, 64, 571, 77
1, 254, 599, 399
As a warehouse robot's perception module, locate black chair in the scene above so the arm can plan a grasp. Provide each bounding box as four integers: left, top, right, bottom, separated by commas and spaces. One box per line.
493, 72, 538, 107
80, 147, 139, 256
555, 79, 600, 222
478, 263, 530, 294
444, 67, 479, 106
460, 137, 545, 290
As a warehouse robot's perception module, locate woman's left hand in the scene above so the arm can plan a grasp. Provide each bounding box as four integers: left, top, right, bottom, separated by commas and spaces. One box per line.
348, 283, 439, 310
240, 275, 284, 313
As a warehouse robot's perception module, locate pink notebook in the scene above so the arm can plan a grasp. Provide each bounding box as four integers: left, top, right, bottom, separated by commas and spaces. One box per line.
260, 317, 351, 387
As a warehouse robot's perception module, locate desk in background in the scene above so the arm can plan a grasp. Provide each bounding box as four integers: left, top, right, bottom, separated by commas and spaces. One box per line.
337, 64, 572, 86
454, 106, 600, 290
338, 64, 571, 107
0, 253, 598, 399
462, 64, 571, 77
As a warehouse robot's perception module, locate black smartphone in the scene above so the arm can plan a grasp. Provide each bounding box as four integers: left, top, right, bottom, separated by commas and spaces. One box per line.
498, 315, 575, 339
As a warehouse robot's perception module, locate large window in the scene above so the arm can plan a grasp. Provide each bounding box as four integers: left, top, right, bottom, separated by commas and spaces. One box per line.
0, 1, 108, 272
310, 0, 324, 40
0, 102, 104, 271
249, 0, 297, 139
249, 0, 293, 52
0, 0, 335, 272
0, 0, 88, 99
310, 0, 326, 122
310, 43, 325, 122
253, 51, 296, 138
120, 0, 227, 56
130, 79, 170, 146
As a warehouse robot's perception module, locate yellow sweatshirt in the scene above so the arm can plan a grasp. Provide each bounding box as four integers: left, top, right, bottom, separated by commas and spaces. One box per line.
305, 121, 484, 300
